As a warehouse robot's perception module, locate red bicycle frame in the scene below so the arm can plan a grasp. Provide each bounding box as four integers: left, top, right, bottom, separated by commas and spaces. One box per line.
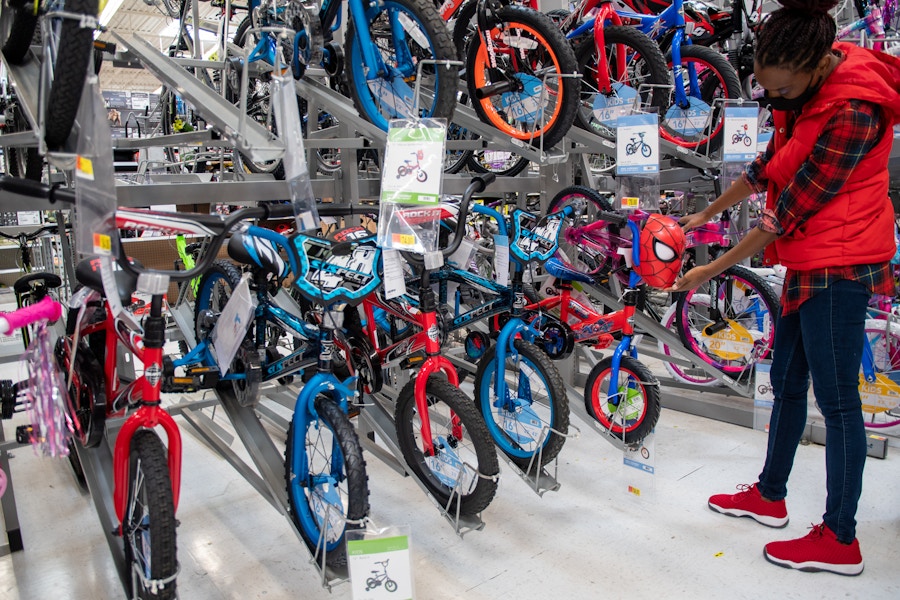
361, 294, 462, 456
74, 261, 183, 525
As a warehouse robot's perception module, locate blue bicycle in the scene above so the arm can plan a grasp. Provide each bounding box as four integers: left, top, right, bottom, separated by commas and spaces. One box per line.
227, 0, 458, 176
615, 0, 742, 152
189, 208, 375, 568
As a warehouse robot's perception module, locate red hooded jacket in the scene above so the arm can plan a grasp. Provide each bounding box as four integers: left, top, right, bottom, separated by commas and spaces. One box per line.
763, 42, 900, 269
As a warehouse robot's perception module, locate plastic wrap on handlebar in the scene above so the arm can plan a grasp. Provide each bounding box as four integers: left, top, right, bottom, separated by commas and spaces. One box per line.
0, 297, 63, 335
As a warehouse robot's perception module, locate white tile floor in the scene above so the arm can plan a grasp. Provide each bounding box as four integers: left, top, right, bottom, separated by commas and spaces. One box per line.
2, 376, 899, 600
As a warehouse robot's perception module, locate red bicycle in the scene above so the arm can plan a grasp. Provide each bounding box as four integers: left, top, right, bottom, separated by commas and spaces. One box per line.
346, 175, 500, 515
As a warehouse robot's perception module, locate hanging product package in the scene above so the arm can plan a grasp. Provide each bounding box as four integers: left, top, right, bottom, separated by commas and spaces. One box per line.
615, 112, 660, 212
74, 75, 119, 259
377, 119, 446, 255
271, 74, 320, 232
721, 100, 760, 188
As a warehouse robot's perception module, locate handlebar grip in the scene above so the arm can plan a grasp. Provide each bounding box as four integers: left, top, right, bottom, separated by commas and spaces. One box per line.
471, 173, 496, 193
0, 176, 53, 199
0, 297, 63, 335
598, 210, 627, 226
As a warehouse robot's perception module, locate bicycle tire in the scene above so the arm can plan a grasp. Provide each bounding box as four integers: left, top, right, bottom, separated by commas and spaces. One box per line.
55, 312, 107, 448
345, 0, 457, 131
547, 185, 615, 277
465, 6, 578, 149
474, 339, 569, 471
660, 44, 742, 154
675, 264, 779, 377
123, 430, 178, 600
229, 16, 287, 179
395, 376, 499, 515
6, 147, 43, 181
575, 25, 669, 138
44, 0, 100, 150
1, 2, 39, 64
584, 354, 661, 444
285, 395, 369, 568
466, 149, 531, 177
658, 294, 719, 386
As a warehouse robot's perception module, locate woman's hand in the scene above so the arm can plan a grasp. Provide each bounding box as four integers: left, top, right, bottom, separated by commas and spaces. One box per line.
678, 212, 710, 231
665, 264, 716, 293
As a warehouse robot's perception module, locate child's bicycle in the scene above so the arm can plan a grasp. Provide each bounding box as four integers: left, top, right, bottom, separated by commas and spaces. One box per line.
346, 175, 502, 516
0, 296, 67, 499
365, 559, 398, 592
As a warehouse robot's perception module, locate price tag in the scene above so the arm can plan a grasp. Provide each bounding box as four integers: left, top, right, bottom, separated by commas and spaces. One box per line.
347, 528, 415, 600
723, 103, 759, 162
493, 234, 509, 286
619, 196, 639, 210
380, 123, 445, 206
383, 249, 407, 300
616, 113, 659, 175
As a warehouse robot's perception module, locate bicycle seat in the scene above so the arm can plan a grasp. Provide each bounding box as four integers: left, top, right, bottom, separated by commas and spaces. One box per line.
75, 258, 140, 306
13, 272, 62, 295
544, 257, 594, 284
228, 232, 289, 280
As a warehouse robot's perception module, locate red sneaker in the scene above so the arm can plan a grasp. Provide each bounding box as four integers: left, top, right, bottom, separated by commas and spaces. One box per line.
708, 483, 789, 528
764, 523, 864, 576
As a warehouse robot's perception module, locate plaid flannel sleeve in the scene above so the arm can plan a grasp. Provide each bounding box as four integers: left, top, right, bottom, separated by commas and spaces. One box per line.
772, 101, 882, 238
742, 136, 774, 193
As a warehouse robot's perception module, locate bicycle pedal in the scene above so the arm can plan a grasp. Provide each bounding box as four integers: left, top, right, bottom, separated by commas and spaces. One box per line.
15, 424, 34, 444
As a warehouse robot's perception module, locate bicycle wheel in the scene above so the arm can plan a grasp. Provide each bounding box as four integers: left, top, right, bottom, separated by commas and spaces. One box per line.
474, 339, 569, 471
864, 318, 900, 375
345, 0, 457, 131
465, 6, 578, 149
285, 395, 369, 568
123, 430, 178, 600
658, 294, 719, 386
675, 264, 779, 377
228, 17, 287, 179
395, 376, 499, 515
56, 303, 107, 448
0, 0, 39, 64
44, 0, 100, 150
575, 25, 669, 138
466, 149, 531, 177
584, 354, 661, 444
3, 95, 43, 180
193, 260, 261, 404
660, 44, 742, 154
547, 185, 617, 277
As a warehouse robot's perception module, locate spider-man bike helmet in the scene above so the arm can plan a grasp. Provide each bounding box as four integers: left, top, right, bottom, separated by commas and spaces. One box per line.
635, 213, 686, 288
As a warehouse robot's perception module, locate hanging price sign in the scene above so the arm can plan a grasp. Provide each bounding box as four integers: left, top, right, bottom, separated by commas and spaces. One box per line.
722, 102, 759, 162
616, 113, 659, 176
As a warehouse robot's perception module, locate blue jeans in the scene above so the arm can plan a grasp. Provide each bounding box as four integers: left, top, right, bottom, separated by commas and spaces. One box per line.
757, 279, 869, 543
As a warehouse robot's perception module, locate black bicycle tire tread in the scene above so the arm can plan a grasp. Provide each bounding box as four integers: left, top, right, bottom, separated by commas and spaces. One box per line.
664, 44, 742, 154
674, 264, 780, 373
473, 339, 569, 471
465, 151, 531, 177
344, 0, 458, 128
465, 5, 578, 149
284, 397, 369, 568
7, 147, 43, 181
395, 376, 499, 515
125, 430, 178, 600
2, 7, 39, 64
575, 25, 670, 134
548, 185, 614, 213
584, 354, 661, 444
44, 0, 99, 150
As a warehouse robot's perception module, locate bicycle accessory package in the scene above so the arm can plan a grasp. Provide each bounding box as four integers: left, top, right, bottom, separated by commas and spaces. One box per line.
635, 213, 687, 288
377, 119, 447, 254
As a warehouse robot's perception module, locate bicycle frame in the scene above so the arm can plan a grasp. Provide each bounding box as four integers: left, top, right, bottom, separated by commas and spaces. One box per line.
563, 0, 627, 95
70, 266, 183, 525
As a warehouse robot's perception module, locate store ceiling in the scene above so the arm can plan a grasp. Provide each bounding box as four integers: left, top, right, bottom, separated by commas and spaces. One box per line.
96, 0, 223, 93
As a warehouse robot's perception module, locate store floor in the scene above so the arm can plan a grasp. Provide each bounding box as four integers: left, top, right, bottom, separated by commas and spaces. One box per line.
2, 383, 899, 600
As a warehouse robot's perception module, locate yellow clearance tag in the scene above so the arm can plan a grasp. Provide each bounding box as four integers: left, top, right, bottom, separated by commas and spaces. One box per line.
702, 319, 756, 361
392, 233, 416, 247
620, 196, 639, 209
76, 155, 95, 180
92, 233, 112, 255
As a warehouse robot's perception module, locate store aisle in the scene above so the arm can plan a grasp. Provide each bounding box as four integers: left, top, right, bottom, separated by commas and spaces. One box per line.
2, 394, 899, 600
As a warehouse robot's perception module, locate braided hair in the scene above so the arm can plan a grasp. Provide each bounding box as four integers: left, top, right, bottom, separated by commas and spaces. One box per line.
755, 0, 840, 72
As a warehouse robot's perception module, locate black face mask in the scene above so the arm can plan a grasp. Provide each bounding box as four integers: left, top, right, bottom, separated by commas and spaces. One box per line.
764, 72, 823, 112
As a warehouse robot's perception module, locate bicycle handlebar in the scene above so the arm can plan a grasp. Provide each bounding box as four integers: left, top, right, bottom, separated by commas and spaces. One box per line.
404, 173, 495, 265
0, 176, 374, 282
597, 210, 628, 226
0, 297, 63, 335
